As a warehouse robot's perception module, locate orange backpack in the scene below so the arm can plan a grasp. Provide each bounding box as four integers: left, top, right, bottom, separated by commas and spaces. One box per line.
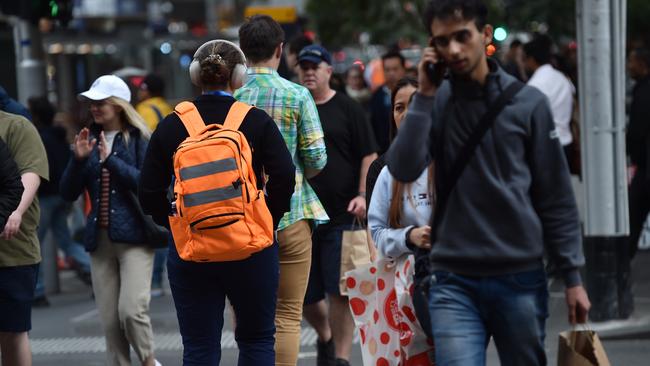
168, 101, 274, 262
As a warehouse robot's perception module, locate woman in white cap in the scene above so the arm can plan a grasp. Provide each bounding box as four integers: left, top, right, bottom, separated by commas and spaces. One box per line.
138, 40, 295, 365
60, 75, 160, 366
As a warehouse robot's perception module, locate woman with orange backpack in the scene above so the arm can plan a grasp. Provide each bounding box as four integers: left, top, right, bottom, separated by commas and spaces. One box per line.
138, 39, 295, 365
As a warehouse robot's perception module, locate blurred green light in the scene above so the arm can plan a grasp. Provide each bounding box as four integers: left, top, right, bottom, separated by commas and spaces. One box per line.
494, 27, 507, 42
49, 1, 59, 17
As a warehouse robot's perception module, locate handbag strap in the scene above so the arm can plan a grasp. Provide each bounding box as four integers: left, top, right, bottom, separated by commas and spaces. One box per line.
432, 81, 524, 236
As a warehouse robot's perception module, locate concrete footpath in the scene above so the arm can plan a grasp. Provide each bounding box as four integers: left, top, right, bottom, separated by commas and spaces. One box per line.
30, 251, 650, 365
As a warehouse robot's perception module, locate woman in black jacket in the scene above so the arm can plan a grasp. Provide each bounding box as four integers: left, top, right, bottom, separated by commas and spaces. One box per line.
0, 137, 23, 230
60, 75, 160, 366
139, 40, 295, 365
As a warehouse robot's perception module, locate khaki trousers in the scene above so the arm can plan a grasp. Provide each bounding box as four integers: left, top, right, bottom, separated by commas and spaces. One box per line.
91, 229, 155, 366
275, 220, 313, 366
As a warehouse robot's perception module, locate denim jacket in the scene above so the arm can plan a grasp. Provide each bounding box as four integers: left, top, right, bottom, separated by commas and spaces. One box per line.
60, 125, 148, 251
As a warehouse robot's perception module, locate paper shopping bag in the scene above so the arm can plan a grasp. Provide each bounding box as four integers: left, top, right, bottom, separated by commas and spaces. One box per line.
339, 222, 371, 295
557, 329, 611, 366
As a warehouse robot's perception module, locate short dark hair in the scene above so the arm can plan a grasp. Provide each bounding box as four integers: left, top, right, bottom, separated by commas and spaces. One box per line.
382, 50, 406, 68
631, 48, 650, 69
523, 36, 553, 65
141, 74, 165, 97
423, 0, 488, 35
27, 96, 55, 128
288, 34, 313, 56
510, 39, 522, 49
238, 15, 285, 63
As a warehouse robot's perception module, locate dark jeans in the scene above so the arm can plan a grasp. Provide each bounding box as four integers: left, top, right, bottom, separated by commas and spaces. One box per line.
167, 241, 279, 366
428, 269, 549, 366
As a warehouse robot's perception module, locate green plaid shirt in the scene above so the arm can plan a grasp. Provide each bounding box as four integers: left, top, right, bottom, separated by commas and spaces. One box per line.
235, 67, 329, 230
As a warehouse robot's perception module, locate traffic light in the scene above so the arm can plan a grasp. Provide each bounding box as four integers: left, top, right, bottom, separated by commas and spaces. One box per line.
494, 26, 508, 42
0, 0, 73, 26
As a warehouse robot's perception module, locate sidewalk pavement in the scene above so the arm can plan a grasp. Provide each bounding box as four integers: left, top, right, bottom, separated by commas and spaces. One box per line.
29, 250, 650, 365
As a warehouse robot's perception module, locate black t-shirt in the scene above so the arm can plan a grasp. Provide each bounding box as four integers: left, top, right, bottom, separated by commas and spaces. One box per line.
308, 92, 378, 226
365, 153, 386, 209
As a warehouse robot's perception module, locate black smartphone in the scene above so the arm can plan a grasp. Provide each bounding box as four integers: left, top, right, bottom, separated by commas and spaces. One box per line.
425, 60, 447, 87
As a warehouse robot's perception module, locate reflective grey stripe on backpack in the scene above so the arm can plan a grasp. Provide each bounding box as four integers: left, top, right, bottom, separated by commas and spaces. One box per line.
183, 185, 242, 207
179, 158, 238, 180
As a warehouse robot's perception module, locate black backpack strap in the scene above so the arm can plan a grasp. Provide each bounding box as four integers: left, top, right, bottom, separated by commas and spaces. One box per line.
432, 81, 524, 234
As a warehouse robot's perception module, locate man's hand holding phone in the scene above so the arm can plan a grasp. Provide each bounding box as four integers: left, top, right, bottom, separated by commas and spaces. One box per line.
418, 40, 446, 97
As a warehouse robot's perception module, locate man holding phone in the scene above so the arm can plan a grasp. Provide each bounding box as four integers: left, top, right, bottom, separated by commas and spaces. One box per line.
387, 1, 590, 365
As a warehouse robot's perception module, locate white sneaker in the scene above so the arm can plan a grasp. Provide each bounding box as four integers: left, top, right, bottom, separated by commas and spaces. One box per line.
154, 360, 162, 366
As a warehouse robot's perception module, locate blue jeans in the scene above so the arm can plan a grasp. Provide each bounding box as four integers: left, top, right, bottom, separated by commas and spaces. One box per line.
428, 269, 549, 366
36, 195, 90, 297
168, 241, 279, 366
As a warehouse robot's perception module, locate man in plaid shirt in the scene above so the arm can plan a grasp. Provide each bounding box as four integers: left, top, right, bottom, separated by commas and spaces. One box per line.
236, 15, 328, 366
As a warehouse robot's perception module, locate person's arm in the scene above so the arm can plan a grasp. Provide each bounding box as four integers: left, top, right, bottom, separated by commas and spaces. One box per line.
528, 98, 590, 323
139, 117, 178, 227
298, 90, 327, 179
0, 139, 23, 230
102, 133, 147, 192
368, 168, 413, 258
258, 114, 296, 229
347, 152, 378, 219
386, 45, 440, 183
1, 172, 40, 240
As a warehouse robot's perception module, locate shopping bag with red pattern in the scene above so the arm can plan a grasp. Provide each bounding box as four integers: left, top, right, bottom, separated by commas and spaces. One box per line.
346, 255, 435, 366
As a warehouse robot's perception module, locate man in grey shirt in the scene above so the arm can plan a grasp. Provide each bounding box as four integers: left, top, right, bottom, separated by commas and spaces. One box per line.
387, 1, 591, 365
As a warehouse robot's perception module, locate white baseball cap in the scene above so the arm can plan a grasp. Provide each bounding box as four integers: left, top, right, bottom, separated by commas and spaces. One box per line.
79, 75, 131, 103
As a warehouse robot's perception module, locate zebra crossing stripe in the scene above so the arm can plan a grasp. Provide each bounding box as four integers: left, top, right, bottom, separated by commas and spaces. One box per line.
30, 329, 359, 355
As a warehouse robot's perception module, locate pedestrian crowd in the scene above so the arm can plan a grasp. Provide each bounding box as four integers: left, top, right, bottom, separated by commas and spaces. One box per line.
3, 0, 650, 365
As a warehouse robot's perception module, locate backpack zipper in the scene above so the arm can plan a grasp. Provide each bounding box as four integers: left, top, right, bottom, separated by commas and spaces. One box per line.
189, 212, 244, 228
195, 218, 239, 230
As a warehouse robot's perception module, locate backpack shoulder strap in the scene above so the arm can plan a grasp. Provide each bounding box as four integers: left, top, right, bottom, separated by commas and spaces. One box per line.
174, 101, 205, 137
223, 101, 253, 131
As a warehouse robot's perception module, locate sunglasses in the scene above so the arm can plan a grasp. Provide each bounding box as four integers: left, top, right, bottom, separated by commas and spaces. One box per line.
299, 62, 324, 71
431, 29, 473, 49
89, 100, 108, 107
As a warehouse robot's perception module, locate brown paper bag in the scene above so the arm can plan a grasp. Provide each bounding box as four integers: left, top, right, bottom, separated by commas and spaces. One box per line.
557, 330, 611, 366
339, 221, 371, 295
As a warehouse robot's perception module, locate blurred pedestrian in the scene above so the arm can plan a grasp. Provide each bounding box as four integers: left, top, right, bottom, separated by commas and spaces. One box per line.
0, 110, 48, 366
298, 44, 378, 366
28, 96, 92, 307
136, 74, 173, 132
0, 85, 31, 120
623, 47, 650, 318
236, 15, 328, 366
387, 1, 590, 364
344, 64, 371, 111
502, 39, 527, 81
135, 74, 173, 297
523, 36, 576, 167
286, 34, 314, 82
369, 50, 406, 154
60, 75, 160, 366
139, 39, 295, 365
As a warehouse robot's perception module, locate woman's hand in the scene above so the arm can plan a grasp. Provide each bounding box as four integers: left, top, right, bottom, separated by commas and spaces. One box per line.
98, 131, 110, 162
73, 128, 96, 160
408, 225, 432, 249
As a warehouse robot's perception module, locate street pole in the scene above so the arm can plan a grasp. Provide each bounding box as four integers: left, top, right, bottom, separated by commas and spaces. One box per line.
205, 0, 219, 35
11, 18, 48, 105
576, 0, 628, 321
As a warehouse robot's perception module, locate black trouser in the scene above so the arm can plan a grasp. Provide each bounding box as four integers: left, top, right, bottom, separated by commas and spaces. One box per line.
619, 170, 650, 317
